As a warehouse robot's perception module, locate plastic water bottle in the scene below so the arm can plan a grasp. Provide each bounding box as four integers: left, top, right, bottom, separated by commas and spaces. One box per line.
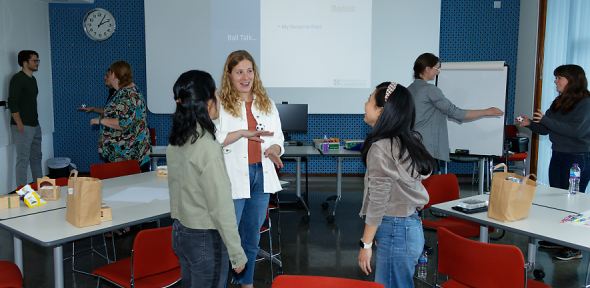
417, 250, 428, 279
569, 164, 581, 194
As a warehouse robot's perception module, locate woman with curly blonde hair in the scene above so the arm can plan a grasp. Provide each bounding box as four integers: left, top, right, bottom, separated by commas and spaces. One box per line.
214, 50, 284, 287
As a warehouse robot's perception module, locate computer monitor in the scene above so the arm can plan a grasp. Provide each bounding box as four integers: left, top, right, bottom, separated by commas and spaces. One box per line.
275, 104, 308, 141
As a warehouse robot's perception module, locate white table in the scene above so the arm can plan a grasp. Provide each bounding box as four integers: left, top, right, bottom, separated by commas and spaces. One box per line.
430, 191, 590, 285
0, 172, 169, 288
532, 185, 590, 213
318, 148, 362, 223
282, 146, 321, 223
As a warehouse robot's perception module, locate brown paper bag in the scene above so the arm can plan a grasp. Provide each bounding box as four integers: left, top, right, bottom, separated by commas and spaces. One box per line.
66, 170, 102, 228
37, 176, 61, 201
487, 164, 537, 222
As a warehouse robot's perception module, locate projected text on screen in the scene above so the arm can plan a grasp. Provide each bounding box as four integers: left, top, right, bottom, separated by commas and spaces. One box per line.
260, 0, 372, 88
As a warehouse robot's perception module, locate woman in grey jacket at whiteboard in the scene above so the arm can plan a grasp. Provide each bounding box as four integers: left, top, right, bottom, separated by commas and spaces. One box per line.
407, 53, 504, 163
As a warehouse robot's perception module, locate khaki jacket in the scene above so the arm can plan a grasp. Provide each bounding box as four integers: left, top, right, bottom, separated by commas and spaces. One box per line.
167, 124, 247, 268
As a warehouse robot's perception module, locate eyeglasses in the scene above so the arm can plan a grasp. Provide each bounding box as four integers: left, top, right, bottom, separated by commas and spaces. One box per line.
30, 59, 40, 63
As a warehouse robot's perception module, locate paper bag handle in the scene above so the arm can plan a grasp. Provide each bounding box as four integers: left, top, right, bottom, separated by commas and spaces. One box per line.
69, 170, 78, 195
493, 163, 508, 173
516, 173, 537, 199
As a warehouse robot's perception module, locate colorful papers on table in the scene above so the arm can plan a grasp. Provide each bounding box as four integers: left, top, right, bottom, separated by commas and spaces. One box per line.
103, 187, 169, 203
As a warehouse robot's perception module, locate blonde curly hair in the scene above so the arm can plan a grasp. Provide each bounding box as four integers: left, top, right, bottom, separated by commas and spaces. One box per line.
220, 50, 272, 118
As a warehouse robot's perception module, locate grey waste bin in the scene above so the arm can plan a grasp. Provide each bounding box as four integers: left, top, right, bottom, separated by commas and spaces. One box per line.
47, 158, 75, 179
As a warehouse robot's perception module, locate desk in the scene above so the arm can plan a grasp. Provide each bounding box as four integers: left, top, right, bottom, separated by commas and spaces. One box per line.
430, 192, 590, 285
281, 146, 321, 223
318, 149, 361, 223
0, 172, 169, 288
532, 185, 590, 213
448, 154, 488, 195
152, 145, 167, 171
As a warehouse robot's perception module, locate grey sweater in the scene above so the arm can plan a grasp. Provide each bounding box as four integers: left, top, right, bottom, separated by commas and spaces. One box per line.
528, 98, 590, 153
408, 79, 467, 161
360, 138, 430, 227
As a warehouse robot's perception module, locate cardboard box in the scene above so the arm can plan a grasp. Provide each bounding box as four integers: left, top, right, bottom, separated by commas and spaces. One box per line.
344, 139, 364, 149
313, 139, 340, 151
0, 194, 20, 210
100, 207, 112, 222
157, 166, 168, 177
37, 176, 61, 201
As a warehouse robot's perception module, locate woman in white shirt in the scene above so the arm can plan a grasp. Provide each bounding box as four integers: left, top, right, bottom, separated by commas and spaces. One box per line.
214, 50, 284, 288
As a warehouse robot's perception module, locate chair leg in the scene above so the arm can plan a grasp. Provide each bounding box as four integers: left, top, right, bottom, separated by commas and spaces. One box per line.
472, 163, 476, 186
268, 214, 274, 281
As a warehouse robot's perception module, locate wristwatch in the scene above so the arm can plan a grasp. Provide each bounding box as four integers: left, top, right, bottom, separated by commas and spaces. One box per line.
359, 238, 373, 249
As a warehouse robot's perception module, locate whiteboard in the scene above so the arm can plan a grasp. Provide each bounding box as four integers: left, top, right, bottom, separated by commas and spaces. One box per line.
436, 62, 508, 157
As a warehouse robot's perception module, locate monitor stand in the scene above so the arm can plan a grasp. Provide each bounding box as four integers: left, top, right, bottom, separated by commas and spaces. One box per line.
283, 132, 299, 146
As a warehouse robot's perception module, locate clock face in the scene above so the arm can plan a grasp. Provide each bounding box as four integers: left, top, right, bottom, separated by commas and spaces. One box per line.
83, 8, 116, 41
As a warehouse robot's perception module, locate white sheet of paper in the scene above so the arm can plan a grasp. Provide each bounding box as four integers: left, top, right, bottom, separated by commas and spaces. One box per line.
103, 187, 169, 203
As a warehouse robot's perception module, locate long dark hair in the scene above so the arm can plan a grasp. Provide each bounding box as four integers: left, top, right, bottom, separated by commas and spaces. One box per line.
550, 64, 590, 115
169, 70, 217, 146
361, 82, 436, 177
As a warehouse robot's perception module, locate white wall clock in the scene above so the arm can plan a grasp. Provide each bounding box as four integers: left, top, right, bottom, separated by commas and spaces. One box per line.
83, 8, 116, 41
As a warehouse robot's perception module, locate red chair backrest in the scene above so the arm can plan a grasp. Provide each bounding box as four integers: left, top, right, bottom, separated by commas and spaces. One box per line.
149, 128, 156, 146
90, 160, 141, 180
17, 177, 68, 191
421, 174, 460, 209
132, 226, 179, 280
271, 275, 385, 288
437, 227, 525, 287
506, 125, 518, 137
0, 260, 23, 288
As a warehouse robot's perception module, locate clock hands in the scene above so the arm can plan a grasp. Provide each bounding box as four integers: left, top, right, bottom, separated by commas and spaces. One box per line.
97, 14, 109, 28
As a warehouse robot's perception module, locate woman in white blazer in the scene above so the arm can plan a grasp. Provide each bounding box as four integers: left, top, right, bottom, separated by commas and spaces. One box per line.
214, 50, 284, 288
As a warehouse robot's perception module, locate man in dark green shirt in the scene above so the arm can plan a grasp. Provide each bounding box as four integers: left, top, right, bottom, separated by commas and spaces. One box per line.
8, 50, 42, 187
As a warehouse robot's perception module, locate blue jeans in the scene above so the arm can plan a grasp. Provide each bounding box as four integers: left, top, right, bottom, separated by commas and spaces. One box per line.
231, 163, 269, 285
374, 213, 424, 288
549, 151, 590, 192
172, 220, 229, 288
11, 125, 43, 187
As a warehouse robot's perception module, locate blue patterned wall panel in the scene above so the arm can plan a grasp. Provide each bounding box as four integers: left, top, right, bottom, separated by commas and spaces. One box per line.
49, 0, 520, 175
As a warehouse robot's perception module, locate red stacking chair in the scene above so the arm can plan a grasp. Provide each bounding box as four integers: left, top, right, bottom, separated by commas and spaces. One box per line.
90, 160, 141, 180
66, 160, 143, 270
494, 125, 528, 176
271, 275, 385, 288
436, 227, 551, 288
93, 226, 181, 288
0, 261, 23, 288
421, 174, 494, 238
149, 127, 156, 146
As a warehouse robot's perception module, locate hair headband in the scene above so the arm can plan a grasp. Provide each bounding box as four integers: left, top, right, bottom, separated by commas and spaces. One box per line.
384, 82, 397, 102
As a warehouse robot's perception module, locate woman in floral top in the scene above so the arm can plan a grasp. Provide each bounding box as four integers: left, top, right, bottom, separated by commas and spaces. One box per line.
91, 60, 152, 172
